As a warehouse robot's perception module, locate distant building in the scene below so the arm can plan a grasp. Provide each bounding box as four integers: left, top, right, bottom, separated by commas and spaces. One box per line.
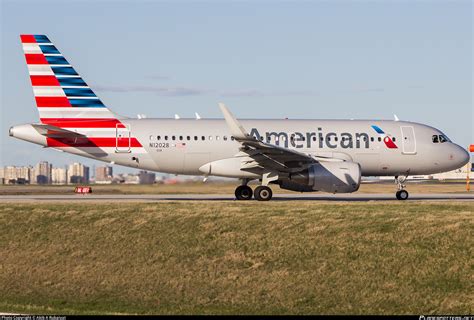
139, 171, 156, 184
95, 166, 113, 184
68, 163, 89, 184
1, 166, 31, 184
431, 163, 473, 180
33, 161, 52, 184
378, 162, 473, 181
114, 173, 140, 184
51, 167, 68, 185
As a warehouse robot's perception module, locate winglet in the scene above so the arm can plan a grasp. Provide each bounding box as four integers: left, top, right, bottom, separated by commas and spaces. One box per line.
218, 103, 249, 139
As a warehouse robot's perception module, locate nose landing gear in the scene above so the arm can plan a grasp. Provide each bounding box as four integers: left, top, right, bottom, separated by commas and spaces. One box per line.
396, 189, 409, 200
395, 175, 409, 200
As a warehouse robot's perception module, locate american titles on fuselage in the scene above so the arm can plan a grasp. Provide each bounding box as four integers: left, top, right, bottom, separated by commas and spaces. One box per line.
250, 127, 393, 149
148, 127, 396, 150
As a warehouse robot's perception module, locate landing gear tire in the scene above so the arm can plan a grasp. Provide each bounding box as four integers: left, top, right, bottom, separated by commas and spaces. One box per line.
396, 190, 409, 200
254, 186, 273, 201
235, 185, 253, 200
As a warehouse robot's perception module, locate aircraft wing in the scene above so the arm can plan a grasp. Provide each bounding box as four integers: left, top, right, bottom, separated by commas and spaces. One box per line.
219, 103, 317, 173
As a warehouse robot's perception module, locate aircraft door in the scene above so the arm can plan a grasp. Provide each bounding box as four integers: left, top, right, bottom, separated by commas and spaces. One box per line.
116, 124, 131, 153
400, 126, 416, 155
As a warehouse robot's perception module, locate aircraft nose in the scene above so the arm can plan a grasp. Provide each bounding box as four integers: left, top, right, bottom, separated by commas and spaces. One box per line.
454, 145, 470, 168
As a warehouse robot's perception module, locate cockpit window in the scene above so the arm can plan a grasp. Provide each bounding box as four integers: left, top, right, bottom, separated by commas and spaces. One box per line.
432, 134, 451, 143
439, 135, 449, 143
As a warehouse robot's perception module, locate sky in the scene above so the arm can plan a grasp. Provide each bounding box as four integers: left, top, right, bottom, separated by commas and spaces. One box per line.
1, 0, 472, 173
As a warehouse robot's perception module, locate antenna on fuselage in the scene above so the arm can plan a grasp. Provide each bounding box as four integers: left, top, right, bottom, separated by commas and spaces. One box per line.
195, 112, 201, 120
174, 114, 180, 120
394, 114, 400, 121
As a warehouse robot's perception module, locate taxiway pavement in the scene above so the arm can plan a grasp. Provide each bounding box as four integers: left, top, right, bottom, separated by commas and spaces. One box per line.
0, 193, 472, 202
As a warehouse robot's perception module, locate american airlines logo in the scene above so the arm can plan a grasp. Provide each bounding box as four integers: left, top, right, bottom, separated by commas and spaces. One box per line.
371, 125, 398, 149
249, 125, 398, 150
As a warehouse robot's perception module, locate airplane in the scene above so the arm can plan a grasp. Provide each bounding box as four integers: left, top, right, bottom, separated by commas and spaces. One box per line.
9, 35, 470, 201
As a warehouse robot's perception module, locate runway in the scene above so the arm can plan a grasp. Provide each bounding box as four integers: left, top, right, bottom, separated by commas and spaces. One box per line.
0, 193, 472, 202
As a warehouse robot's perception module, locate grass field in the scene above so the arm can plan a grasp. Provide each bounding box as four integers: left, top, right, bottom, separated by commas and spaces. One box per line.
0, 201, 472, 314
0, 180, 471, 195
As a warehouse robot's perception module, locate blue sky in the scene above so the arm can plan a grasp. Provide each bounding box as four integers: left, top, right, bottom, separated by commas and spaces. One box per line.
1, 0, 472, 172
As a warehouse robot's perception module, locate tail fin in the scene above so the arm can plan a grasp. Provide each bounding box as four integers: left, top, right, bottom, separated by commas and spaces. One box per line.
20, 35, 120, 123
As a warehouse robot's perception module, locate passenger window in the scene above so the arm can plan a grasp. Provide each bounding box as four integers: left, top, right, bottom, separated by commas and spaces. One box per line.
378, 137, 381, 142
216, 136, 220, 140
165, 136, 168, 140
209, 136, 213, 141
194, 136, 198, 141
157, 136, 161, 141
172, 136, 176, 141
231, 136, 235, 141
179, 136, 183, 140
201, 136, 205, 141
392, 137, 396, 142
370, 137, 374, 142
223, 136, 228, 141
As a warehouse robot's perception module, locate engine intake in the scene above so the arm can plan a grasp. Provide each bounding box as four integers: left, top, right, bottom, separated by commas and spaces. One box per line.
280, 161, 361, 193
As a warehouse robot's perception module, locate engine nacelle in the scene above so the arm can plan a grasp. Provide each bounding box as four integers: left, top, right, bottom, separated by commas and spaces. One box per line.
280, 161, 361, 193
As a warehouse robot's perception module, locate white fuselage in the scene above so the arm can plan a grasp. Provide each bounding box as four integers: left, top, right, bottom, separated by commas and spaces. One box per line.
10, 118, 470, 179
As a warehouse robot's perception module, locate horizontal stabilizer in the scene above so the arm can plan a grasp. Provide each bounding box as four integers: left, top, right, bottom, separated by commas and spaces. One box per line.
31, 123, 85, 138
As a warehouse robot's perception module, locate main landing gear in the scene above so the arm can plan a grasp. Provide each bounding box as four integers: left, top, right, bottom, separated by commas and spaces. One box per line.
234, 179, 273, 201
235, 185, 253, 200
254, 186, 273, 201
395, 175, 409, 200
235, 185, 273, 201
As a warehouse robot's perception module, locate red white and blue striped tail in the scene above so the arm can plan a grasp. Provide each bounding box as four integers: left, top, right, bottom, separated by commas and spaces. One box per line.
20, 34, 121, 125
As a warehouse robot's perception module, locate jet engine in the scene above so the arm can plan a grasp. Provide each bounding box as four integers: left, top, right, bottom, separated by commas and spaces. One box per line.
279, 161, 361, 193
